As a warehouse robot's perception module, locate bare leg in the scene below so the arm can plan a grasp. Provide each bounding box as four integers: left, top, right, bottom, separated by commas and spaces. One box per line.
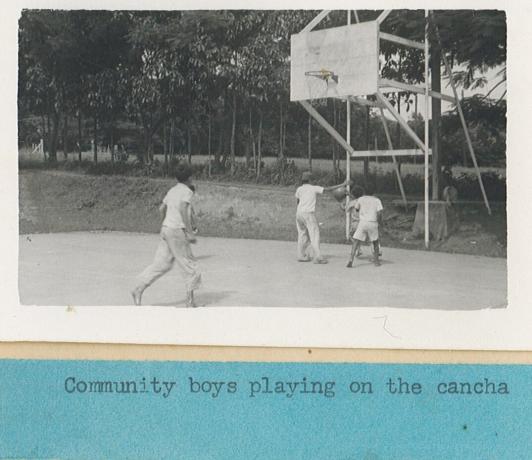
373, 240, 381, 266
347, 240, 362, 267
131, 287, 143, 306
186, 290, 197, 308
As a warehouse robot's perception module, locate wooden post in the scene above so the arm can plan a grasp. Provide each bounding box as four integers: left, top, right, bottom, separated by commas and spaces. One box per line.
379, 108, 407, 207
424, 10, 430, 249
429, 11, 491, 215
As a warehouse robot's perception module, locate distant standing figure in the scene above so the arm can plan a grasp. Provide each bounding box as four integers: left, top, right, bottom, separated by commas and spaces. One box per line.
295, 171, 345, 264
131, 163, 202, 307
442, 167, 458, 207
346, 182, 384, 268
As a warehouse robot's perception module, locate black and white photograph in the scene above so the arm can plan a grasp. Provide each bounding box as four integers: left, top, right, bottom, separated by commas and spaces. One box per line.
3, 1, 527, 348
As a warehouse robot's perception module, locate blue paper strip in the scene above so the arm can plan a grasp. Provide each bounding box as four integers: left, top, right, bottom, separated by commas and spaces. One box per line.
0, 360, 530, 459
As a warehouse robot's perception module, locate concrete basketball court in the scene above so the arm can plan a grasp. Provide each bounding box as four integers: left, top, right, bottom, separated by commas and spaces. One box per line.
18, 232, 506, 309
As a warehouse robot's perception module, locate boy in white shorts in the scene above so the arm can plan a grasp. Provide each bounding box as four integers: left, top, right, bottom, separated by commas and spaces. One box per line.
346, 182, 384, 268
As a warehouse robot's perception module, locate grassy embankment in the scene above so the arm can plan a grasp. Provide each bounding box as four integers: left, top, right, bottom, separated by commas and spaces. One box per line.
19, 170, 506, 257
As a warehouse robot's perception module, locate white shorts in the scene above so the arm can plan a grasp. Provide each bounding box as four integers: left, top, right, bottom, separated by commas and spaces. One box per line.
353, 221, 379, 242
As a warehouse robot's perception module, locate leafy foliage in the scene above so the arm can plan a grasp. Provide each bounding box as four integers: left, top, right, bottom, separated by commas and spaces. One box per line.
18, 9, 506, 172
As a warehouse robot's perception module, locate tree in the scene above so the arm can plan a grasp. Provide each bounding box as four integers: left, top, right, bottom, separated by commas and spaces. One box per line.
381, 9, 506, 196
19, 10, 130, 162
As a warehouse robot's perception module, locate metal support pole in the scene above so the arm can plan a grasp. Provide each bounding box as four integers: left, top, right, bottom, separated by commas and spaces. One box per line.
424, 10, 430, 249
379, 108, 407, 208
346, 9, 351, 240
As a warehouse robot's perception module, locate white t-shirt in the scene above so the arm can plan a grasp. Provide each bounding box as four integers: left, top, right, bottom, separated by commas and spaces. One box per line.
355, 195, 383, 223
345, 198, 360, 225
295, 184, 324, 213
162, 183, 193, 229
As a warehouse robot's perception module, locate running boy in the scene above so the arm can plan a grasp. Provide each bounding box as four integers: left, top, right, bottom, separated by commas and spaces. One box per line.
295, 171, 346, 264
346, 182, 384, 268
131, 163, 201, 307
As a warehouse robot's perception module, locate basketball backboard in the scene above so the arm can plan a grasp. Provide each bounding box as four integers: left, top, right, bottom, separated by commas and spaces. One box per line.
290, 21, 379, 102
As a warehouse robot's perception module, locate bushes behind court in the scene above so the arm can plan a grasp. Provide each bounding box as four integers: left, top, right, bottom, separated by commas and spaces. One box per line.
19, 157, 507, 202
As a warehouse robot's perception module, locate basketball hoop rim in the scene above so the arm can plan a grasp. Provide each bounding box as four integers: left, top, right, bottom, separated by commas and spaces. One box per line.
304, 70, 338, 82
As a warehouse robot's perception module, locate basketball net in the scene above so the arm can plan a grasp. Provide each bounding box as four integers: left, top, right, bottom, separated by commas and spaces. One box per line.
304, 69, 339, 100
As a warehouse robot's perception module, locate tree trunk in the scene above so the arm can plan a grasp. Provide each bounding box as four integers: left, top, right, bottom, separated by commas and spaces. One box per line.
207, 113, 212, 157
62, 114, 68, 160
187, 123, 192, 164
48, 112, 59, 162
215, 119, 223, 168
431, 43, 442, 200
92, 116, 98, 164
256, 109, 263, 181
147, 138, 153, 165
307, 113, 312, 172
279, 105, 282, 159
110, 125, 115, 164
46, 112, 51, 161
163, 122, 168, 175
230, 91, 237, 175
142, 127, 151, 165
168, 119, 174, 159
248, 107, 254, 169
77, 109, 82, 163
282, 107, 287, 156
207, 113, 212, 177
41, 115, 46, 140
414, 95, 418, 164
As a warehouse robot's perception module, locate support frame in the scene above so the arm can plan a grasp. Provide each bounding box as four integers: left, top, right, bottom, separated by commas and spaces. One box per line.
294, 8, 493, 251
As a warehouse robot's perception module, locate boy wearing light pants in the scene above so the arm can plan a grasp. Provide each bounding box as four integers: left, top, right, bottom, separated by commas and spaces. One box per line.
295, 171, 345, 264
131, 164, 201, 307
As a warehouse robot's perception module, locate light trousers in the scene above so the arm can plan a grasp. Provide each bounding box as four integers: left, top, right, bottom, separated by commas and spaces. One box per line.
136, 226, 201, 292
296, 211, 321, 261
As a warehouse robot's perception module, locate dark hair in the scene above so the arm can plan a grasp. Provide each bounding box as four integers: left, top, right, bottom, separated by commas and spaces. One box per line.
364, 181, 376, 195
350, 185, 364, 198
175, 163, 192, 182
189, 184, 196, 193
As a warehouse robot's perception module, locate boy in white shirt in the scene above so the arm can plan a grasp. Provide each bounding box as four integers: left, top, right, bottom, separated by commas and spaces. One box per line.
131, 164, 202, 307
346, 182, 384, 268
295, 171, 345, 264
344, 185, 364, 258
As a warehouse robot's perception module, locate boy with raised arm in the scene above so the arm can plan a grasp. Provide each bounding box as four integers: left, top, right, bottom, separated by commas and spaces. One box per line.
131, 164, 201, 307
295, 171, 346, 264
